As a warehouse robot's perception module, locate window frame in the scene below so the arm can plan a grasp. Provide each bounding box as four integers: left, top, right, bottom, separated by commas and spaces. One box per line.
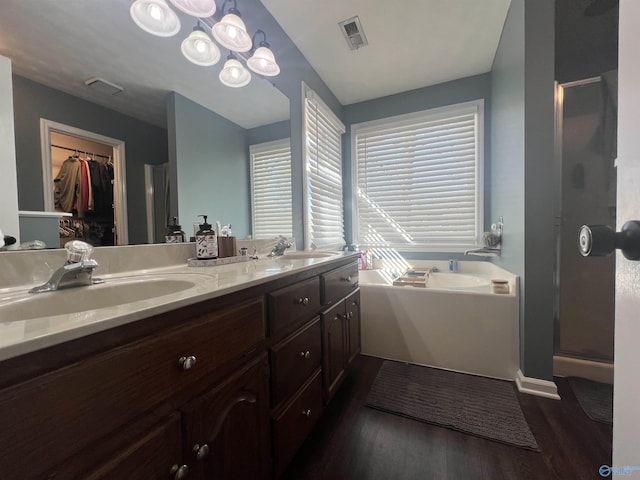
302, 83, 346, 251
249, 137, 292, 239
350, 99, 485, 252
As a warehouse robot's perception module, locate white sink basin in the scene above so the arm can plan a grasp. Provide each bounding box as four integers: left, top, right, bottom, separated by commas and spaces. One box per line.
0, 274, 207, 322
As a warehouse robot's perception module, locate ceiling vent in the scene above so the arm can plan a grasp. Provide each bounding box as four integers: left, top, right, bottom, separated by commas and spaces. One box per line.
339, 16, 368, 50
84, 77, 124, 96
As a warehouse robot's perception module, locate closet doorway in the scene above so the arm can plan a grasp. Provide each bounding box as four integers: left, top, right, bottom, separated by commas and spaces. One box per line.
40, 119, 129, 246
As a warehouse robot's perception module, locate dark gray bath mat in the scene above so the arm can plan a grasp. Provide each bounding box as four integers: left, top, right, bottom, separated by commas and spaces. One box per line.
366, 361, 539, 451
568, 377, 613, 424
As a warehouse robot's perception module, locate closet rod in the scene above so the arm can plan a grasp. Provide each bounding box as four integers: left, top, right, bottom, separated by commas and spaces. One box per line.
52, 144, 111, 160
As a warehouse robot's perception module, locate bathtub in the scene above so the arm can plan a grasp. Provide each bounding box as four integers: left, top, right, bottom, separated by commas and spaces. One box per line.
359, 261, 519, 380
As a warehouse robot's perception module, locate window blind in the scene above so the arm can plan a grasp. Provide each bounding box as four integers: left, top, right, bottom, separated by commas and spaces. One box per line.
250, 138, 292, 239
304, 87, 346, 249
353, 101, 483, 249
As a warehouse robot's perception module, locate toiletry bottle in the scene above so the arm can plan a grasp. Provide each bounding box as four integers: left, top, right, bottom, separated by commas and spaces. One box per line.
165, 216, 185, 243
196, 215, 218, 259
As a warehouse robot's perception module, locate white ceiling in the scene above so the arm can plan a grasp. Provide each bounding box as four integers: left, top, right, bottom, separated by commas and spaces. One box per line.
0, 0, 290, 129
0, 1, 510, 130
261, 0, 511, 105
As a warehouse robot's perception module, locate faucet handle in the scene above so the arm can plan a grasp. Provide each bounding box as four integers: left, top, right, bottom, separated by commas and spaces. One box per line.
65, 240, 94, 263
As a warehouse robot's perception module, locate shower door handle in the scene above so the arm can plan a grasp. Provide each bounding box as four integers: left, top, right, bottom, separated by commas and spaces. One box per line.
578, 221, 640, 260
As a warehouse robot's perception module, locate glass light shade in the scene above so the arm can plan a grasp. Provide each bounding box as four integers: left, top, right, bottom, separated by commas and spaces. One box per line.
168, 0, 216, 17
181, 29, 220, 66
219, 58, 251, 88
211, 14, 252, 52
247, 46, 280, 76
130, 0, 181, 37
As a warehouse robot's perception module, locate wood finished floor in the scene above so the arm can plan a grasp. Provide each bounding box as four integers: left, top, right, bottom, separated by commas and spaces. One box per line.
282, 355, 612, 480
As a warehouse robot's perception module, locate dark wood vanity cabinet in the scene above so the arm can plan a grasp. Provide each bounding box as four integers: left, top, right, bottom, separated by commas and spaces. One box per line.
0, 256, 360, 480
182, 355, 272, 480
321, 288, 361, 402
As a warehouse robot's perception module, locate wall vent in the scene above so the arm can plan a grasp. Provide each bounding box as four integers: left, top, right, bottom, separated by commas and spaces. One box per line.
339, 16, 368, 50
84, 77, 124, 95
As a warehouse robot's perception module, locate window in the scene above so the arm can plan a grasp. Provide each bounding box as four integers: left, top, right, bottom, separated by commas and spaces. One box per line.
303, 85, 346, 249
249, 138, 292, 239
352, 100, 484, 251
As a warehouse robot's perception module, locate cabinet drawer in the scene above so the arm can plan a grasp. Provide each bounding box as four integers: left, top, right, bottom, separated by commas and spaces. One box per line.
0, 296, 265, 479
270, 317, 322, 406
321, 262, 358, 306
269, 276, 320, 334
273, 369, 323, 477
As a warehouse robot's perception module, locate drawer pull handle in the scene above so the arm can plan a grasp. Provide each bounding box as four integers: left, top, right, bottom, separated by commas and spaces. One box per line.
299, 350, 311, 359
178, 355, 197, 371
170, 464, 189, 480
193, 443, 210, 461
297, 297, 310, 305
302, 409, 312, 418
342, 276, 352, 283
347, 312, 353, 320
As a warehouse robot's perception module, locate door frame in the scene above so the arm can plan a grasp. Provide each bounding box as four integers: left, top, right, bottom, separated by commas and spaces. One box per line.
40, 119, 129, 245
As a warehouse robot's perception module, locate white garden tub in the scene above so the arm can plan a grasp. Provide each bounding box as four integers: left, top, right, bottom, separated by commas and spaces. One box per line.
359, 261, 519, 380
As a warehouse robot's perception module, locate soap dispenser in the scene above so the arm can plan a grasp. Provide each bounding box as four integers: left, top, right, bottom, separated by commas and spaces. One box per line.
165, 217, 186, 243
196, 215, 218, 259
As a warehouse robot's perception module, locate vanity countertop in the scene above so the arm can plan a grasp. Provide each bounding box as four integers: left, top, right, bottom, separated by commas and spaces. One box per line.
0, 250, 357, 362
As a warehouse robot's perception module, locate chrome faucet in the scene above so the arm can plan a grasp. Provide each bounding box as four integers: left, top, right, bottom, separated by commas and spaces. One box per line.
269, 236, 292, 256
29, 241, 104, 293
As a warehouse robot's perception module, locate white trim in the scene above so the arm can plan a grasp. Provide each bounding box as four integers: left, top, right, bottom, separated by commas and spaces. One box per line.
515, 369, 560, 400
40, 119, 129, 245
144, 164, 155, 243
553, 355, 614, 384
19, 210, 71, 218
301, 82, 311, 250
303, 84, 345, 133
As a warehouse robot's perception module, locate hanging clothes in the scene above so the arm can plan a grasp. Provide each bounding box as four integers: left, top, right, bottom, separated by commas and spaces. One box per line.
77, 158, 91, 216
54, 156, 82, 213
87, 159, 113, 216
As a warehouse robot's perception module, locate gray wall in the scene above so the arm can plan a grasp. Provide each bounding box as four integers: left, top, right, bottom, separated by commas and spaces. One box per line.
490, 0, 556, 381
342, 73, 492, 259
247, 120, 291, 146
12, 75, 168, 244
167, 92, 250, 239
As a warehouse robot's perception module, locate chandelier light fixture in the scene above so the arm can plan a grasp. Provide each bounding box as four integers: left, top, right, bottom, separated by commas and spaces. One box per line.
219, 52, 251, 87
168, 0, 216, 17
247, 30, 280, 77
181, 21, 221, 66
129, 0, 280, 88
130, 0, 181, 37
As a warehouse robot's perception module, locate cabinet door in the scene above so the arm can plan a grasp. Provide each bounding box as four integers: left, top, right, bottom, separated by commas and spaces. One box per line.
345, 289, 361, 366
182, 355, 271, 480
81, 414, 184, 480
321, 301, 346, 402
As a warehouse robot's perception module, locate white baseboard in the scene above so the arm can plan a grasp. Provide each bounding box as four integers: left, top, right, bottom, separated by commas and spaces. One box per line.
553, 355, 614, 384
516, 369, 561, 400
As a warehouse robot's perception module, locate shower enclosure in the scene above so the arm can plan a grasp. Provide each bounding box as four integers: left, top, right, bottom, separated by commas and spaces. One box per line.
554, 74, 617, 382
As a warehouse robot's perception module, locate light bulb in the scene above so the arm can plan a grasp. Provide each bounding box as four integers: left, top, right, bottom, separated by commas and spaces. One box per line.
149, 3, 163, 20
195, 39, 206, 53
231, 67, 239, 79
228, 25, 238, 39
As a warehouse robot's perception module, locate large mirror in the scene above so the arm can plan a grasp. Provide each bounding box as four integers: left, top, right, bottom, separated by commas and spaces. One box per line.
0, 0, 290, 247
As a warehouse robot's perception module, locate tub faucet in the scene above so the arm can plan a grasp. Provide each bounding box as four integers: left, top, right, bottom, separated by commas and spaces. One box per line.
29, 241, 104, 293
269, 236, 292, 256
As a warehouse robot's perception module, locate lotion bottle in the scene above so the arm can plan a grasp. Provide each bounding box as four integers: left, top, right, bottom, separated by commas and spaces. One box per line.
165, 216, 185, 243
196, 215, 218, 259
